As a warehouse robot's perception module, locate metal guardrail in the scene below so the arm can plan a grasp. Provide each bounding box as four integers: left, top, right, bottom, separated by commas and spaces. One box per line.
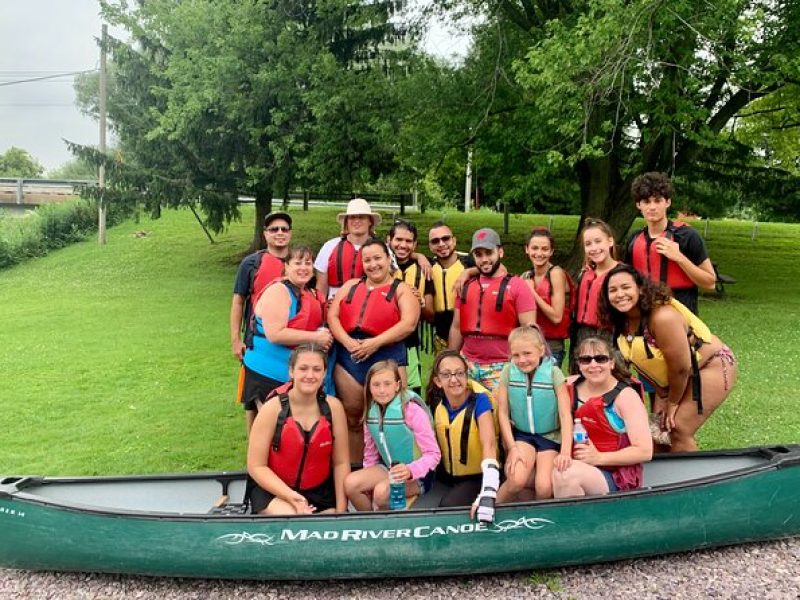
0, 178, 95, 207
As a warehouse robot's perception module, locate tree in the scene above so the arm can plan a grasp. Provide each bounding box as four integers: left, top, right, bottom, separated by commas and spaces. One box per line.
74, 0, 413, 249
47, 157, 97, 180
0, 147, 44, 178
425, 0, 800, 259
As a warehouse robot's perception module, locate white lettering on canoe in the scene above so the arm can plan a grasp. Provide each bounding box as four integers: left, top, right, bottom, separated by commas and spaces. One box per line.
216, 517, 552, 547
0, 506, 25, 518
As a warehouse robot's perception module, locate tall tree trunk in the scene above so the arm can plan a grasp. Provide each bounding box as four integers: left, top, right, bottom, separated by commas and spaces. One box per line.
567, 155, 636, 273
252, 183, 273, 251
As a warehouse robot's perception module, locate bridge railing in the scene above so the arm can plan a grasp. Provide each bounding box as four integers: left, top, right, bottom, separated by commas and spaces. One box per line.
0, 178, 96, 208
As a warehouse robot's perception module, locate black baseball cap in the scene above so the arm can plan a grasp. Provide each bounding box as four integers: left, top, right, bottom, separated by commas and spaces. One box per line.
263, 212, 292, 228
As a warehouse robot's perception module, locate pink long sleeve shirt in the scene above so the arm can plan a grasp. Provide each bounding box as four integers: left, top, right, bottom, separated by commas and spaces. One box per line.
362, 401, 441, 481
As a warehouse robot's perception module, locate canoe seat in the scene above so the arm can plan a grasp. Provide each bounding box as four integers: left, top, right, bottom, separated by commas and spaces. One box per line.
208, 495, 249, 515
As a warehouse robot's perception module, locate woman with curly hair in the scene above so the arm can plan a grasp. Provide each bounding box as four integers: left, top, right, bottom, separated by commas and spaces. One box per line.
601, 264, 737, 452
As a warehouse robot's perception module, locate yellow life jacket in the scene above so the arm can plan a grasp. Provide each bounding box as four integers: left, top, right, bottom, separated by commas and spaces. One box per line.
616, 298, 712, 389
394, 259, 426, 297
434, 380, 498, 477
431, 253, 469, 314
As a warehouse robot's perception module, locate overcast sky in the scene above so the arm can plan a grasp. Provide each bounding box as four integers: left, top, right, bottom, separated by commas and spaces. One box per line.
0, 1, 470, 173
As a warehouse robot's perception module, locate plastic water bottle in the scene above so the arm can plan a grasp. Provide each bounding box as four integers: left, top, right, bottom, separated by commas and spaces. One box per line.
388, 462, 406, 510
573, 418, 589, 444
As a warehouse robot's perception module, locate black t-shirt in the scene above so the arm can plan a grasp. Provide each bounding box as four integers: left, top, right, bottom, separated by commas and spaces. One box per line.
625, 224, 709, 314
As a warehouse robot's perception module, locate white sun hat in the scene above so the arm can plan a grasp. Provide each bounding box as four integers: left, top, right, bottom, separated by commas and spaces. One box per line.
336, 198, 382, 227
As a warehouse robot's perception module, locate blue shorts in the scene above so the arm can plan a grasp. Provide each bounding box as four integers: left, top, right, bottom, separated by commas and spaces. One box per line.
512, 428, 561, 452
335, 334, 407, 385
600, 469, 619, 493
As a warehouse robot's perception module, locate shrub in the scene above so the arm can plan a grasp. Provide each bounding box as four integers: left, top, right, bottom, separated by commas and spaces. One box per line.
0, 198, 128, 270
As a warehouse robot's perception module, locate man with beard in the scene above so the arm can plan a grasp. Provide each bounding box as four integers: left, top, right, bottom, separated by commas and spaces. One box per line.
387, 219, 433, 395
449, 228, 536, 392
424, 221, 474, 354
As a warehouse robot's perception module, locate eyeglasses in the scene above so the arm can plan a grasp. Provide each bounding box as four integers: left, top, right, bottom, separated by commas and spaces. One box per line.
429, 234, 453, 246
576, 355, 611, 365
438, 370, 466, 380
265, 226, 291, 233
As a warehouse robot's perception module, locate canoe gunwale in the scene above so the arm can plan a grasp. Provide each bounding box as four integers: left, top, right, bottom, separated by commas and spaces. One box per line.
2, 444, 798, 522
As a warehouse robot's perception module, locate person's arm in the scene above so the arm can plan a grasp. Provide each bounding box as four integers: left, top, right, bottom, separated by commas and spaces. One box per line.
575, 388, 653, 467
411, 252, 432, 279
421, 279, 435, 323
476, 409, 497, 462
314, 269, 329, 300
532, 268, 566, 325
403, 402, 441, 481
362, 421, 380, 468
649, 305, 692, 412
230, 294, 246, 360
553, 380, 573, 471
327, 396, 351, 513
353, 284, 421, 361
512, 276, 537, 326
654, 237, 716, 290
448, 303, 464, 351
247, 398, 313, 513
326, 281, 361, 354
259, 285, 332, 349
452, 266, 478, 296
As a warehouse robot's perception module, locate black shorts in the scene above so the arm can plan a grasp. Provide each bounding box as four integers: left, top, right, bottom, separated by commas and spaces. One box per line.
249, 477, 336, 514
512, 427, 561, 452
241, 365, 282, 411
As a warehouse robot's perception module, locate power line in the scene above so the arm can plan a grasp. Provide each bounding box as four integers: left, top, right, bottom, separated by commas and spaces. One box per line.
0, 69, 98, 88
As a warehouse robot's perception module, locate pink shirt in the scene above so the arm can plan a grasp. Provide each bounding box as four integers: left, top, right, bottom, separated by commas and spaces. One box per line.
362, 401, 441, 481
457, 275, 536, 363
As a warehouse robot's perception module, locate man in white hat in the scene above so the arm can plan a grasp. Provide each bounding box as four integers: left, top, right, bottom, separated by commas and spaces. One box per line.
314, 198, 382, 299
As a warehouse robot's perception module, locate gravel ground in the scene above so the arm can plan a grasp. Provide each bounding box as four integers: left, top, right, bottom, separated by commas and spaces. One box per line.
1, 537, 798, 600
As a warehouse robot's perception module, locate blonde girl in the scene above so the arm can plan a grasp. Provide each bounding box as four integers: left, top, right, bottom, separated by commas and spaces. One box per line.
344, 361, 440, 510
496, 326, 572, 502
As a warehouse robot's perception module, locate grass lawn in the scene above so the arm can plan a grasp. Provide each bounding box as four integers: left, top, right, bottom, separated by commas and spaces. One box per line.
1, 206, 798, 475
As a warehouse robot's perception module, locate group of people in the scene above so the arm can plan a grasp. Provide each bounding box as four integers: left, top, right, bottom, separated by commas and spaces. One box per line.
230, 171, 737, 519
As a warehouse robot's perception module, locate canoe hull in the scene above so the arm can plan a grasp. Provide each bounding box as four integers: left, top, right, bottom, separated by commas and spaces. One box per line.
1, 448, 799, 580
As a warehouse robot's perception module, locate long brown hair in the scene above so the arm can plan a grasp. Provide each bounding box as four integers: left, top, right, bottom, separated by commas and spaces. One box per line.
599, 263, 672, 335
573, 336, 632, 383
579, 217, 618, 266
425, 350, 471, 410
362, 360, 406, 422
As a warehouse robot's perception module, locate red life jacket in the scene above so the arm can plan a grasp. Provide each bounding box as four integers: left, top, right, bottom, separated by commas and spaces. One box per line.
250, 251, 285, 304
629, 221, 695, 290
531, 266, 575, 340
267, 390, 334, 491
284, 283, 326, 331
569, 379, 644, 490
247, 281, 325, 349
326, 237, 363, 287
338, 278, 402, 335
458, 275, 518, 337
574, 268, 609, 328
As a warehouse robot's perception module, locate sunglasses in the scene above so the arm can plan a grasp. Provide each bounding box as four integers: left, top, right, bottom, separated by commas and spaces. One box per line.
576, 354, 611, 365
265, 226, 291, 233
429, 234, 453, 246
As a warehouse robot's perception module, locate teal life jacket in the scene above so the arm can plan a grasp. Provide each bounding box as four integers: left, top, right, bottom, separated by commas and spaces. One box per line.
365, 392, 430, 466
507, 357, 559, 435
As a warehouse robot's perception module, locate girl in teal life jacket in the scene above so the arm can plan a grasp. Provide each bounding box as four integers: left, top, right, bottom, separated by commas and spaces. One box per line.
496, 326, 573, 502
344, 360, 440, 511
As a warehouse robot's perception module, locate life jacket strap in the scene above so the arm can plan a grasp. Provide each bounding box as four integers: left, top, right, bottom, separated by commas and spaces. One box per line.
458, 393, 477, 466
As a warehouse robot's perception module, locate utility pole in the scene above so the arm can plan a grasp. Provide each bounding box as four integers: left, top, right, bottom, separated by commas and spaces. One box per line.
464, 146, 473, 213
98, 24, 108, 245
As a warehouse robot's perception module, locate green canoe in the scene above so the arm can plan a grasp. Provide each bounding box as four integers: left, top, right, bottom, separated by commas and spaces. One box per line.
1, 445, 798, 580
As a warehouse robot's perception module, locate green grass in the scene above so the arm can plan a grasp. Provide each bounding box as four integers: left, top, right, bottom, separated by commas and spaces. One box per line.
1, 206, 798, 475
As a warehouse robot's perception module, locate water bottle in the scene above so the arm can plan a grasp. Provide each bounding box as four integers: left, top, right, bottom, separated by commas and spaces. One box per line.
388, 461, 407, 510
573, 418, 589, 444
